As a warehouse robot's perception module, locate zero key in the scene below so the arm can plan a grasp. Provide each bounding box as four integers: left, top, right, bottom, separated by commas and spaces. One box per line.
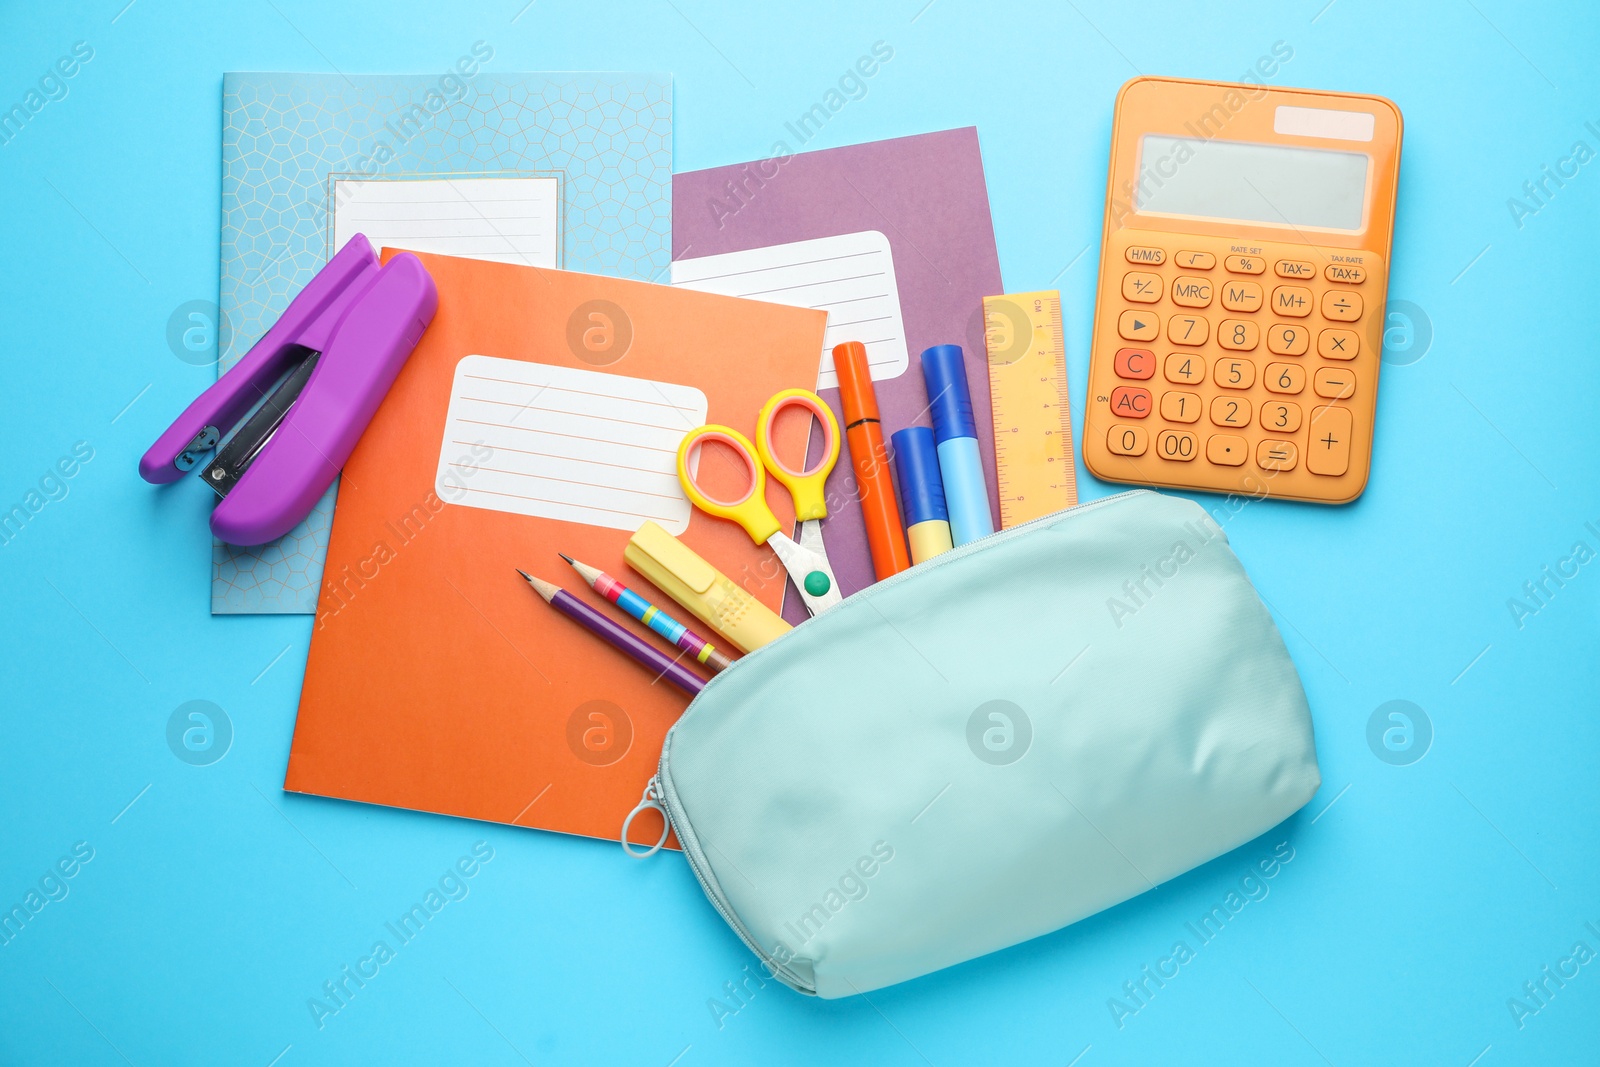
1307, 406, 1353, 476
1118, 310, 1159, 341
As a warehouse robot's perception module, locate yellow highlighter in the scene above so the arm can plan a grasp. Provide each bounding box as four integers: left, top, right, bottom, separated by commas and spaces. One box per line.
625, 521, 792, 654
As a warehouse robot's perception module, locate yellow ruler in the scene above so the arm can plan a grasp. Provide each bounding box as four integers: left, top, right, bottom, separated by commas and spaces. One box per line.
983, 290, 1078, 528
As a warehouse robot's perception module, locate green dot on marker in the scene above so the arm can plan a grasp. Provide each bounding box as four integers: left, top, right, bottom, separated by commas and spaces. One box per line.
804, 571, 831, 597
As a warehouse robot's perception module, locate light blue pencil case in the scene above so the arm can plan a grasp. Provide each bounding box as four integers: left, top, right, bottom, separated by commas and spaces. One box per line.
623, 489, 1320, 998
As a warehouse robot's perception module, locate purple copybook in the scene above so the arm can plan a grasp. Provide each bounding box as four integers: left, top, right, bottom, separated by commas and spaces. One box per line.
672, 128, 1004, 622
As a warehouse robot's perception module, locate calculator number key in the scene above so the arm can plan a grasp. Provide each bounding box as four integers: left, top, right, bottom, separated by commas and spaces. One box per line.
1157, 429, 1198, 462
1257, 439, 1298, 472
1219, 319, 1258, 351
1272, 286, 1313, 317
1123, 272, 1162, 303
1206, 434, 1248, 466
1260, 401, 1302, 433
1119, 310, 1160, 341
1264, 362, 1306, 394
1108, 424, 1149, 456
1160, 390, 1201, 423
1171, 275, 1214, 308
1164, 353, 1205, 385
1110, 386, 1153, 418
1318, 329, 1359, 359
1266, 323, 1309, 355
1307, 407, 1352, 476
1321, 290, 1363, 322
1213, 357, 1255, 389
1167, 315, 1209, 346
1220, 280, 1263, 313
1314, 367, 1357, 399
1209, 395, 1252, 428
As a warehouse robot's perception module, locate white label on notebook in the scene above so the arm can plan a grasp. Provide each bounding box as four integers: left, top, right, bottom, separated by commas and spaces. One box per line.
332, 176, 561, 266
670, 230, 908, 391
436, 356, 706, 534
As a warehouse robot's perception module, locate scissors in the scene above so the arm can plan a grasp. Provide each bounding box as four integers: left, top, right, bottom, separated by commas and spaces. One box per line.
676, 388, 842, 616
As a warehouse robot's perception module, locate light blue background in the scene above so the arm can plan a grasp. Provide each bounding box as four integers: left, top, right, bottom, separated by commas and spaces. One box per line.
1, 1, 1596, 1064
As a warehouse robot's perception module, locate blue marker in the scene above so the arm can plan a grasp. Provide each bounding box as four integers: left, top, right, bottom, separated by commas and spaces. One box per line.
890, 427, 953, 565
920, 344, 994, 546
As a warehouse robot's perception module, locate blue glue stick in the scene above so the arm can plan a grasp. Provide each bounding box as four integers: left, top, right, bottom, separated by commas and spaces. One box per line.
890, 427, 953, 565
920, 344, 994, 546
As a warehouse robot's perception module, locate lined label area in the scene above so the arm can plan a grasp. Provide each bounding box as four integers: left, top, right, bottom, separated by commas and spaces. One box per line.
670, 230, 908, 390
435, 355, 706, 533
332, 176, 561, 266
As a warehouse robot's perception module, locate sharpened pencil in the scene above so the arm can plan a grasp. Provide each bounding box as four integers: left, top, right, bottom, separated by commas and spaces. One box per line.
559, 553, 734, 673
516, 570, 706, 695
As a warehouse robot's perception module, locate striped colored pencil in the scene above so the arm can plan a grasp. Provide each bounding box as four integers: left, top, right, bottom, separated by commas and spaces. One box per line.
560, 553, 734, 673
516, 570, 706, 695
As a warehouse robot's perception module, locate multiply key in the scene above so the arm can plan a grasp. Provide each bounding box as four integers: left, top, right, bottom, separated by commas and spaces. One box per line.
1318, 329, 1358, 359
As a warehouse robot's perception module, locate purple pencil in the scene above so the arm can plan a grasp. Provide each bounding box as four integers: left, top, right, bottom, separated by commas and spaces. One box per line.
516, 570, 706, 696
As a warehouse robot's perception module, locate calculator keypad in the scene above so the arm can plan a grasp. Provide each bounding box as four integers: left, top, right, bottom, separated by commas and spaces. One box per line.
1088, 231, 1384, 504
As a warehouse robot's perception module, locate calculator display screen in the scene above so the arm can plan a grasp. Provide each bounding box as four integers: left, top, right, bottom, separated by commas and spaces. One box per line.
1136, 135, 1369, 231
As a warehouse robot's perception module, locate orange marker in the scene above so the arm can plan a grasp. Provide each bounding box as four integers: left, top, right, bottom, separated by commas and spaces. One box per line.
833, 341, 911, 580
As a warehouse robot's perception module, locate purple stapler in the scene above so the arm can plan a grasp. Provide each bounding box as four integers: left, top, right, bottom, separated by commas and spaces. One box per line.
140, 235, 437, 546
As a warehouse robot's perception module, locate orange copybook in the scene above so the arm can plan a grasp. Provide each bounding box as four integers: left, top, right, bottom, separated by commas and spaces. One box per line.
285, 250, 827, 846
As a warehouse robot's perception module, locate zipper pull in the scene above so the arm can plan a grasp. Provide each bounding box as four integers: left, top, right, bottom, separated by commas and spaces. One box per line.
621, 775, 671, 858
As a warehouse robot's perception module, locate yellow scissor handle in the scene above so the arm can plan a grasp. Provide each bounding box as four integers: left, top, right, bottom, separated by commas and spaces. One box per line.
676, 425, 781, 544
754, 389, 841, 522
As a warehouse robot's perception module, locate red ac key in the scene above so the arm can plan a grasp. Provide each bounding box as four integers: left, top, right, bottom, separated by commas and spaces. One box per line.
1109, 386, 1152, 418
1114, 347, 1154, 380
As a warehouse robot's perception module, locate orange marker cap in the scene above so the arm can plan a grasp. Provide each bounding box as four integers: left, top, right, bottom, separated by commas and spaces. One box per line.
833, 342, 879, 426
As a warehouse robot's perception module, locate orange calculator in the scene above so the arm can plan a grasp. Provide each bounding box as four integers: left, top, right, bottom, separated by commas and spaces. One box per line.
1083, 77, 1402, 504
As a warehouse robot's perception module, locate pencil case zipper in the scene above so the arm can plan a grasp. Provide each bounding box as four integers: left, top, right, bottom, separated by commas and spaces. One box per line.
621, 489, 1149, 990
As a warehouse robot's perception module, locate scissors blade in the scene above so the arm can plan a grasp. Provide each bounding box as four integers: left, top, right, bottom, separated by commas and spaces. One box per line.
768, 525, 841, 615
